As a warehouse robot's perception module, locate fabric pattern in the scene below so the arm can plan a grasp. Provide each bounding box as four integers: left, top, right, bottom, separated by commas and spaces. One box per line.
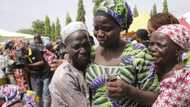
12, 68, 30, 92
157, 24, 190, 50
86, 43, 160, 107
43, 48, 56, 65
96, 0, 133, 30
49, 62, 91, 107
152, 67, 190, 107
0, 84, 38, 107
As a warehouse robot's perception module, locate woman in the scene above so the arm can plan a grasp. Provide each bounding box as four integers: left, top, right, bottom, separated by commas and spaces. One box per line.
49, 22, 92, 107
148, 24, 190, 107
148, 12, 179, 34
86, 0, 159, 107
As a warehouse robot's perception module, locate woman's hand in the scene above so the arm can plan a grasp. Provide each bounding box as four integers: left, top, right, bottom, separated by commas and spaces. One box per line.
107, 79, 129, 99
107, 79, 158, 106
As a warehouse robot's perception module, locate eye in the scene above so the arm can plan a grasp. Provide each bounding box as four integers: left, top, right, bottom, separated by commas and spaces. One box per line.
102, 27, 113, 32
157, 43, 167, 48
70, 41, 80, 50
149, 42, 154, 47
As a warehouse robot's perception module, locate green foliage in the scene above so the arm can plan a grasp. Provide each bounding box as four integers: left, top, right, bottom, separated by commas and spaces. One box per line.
17, 29, 35, 35
76, 0, 86, 23
32, 20, 45, 35
65, 13, 72, 25
163, 0, 168, 13
152, 3, 157, 16
93, 0, 102, 15
133, 5, 139, 17
51, 23, 56, 40
44, 16, 51, 37
55, 18, 61, 37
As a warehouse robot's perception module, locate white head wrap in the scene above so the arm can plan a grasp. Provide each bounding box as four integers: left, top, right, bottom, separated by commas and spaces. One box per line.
61, 21, 88, 43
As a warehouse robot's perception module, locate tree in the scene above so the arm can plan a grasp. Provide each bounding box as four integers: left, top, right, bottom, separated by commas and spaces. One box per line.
163, 0, 168, 13
44, 16, 51, 37
93, 0, 102, 15
32, 20, 45, 35
17, 29, 35, 35
76, 0, 86, 23
150, 9, 153, 17
133, 5, 139, 17
55, 18, 61, 37
152, 3, 157, 16
51, 23, 56, 40
65, 13, 72, 25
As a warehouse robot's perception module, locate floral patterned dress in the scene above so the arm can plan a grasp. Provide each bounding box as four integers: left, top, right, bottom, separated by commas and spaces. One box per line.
153, 66, 190, 107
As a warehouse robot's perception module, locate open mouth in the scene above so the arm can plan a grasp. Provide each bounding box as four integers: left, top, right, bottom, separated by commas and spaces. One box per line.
97, 39, 105, 42
97, 37, 106, 42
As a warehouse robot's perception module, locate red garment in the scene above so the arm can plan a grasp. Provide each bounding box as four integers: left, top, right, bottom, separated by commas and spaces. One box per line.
153, 67, 190, 107
43, 48, 56, 65
12, 68, 30, 92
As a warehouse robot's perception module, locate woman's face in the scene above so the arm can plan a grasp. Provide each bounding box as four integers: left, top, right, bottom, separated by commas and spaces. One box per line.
66, 31, 91, 70
149, 32, 179, 67
94, 15, 121, 48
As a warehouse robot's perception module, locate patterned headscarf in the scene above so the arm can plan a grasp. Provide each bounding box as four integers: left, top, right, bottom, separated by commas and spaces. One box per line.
157, 24, 190, 50
0, 84, 38, 107
95, 0, 133, 30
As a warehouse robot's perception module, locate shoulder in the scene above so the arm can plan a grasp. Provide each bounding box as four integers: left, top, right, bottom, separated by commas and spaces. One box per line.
123, 42, 148, 54
53, 62, 70, 77
51, 62, 81, 84
122, 42, 152, 64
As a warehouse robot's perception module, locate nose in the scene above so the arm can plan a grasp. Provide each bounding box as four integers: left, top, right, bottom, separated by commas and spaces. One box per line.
96, 30, 105, 38
149, 43, 157, 53
78, 47, 87, 55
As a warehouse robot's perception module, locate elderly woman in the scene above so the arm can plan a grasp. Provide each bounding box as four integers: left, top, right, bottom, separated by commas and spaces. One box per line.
148, 24, 190, 107
86, 0, 159, 107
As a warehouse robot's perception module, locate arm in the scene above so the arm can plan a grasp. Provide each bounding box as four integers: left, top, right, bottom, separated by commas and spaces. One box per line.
126, 84, 158, 106
26, 48, 46, 69
107, 79, 159, 106
27, 60, 44, 68
107, 43, 160, 106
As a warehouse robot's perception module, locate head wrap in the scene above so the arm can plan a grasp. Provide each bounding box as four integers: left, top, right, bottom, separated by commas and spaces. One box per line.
0, 84, 38, 107
157, 24, 190, 50
61, 21, 88, 43
95, 0, 133, 30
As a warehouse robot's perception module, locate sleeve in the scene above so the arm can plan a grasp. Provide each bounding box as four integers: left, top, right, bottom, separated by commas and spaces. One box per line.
122, 43, 160, 92
49, 66, 69, 107
153, 68, 190, 107
50, 89, 68, 107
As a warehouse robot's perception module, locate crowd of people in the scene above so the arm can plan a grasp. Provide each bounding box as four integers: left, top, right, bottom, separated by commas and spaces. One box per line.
1, 0, 190, 107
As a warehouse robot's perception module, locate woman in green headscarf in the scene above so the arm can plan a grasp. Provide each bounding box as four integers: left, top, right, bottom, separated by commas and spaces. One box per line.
86, 0, 159, 107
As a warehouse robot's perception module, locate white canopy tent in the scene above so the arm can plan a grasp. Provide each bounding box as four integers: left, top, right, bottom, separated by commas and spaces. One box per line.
0, 29, 34, 39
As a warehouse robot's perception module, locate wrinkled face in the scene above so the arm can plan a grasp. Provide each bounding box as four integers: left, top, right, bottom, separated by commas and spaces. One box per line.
149, 32, 179, 67
66, 31, 91, 70
94, 15, 121, 48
